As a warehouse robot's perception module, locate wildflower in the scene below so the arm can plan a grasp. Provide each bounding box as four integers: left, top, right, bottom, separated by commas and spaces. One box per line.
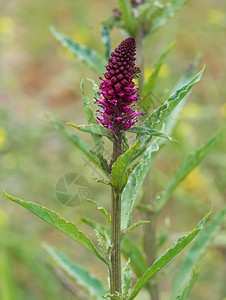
97, 37, 141, 133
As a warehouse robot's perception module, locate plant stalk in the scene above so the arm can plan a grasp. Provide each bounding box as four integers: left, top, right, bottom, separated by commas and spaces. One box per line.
110, 133, 122, 296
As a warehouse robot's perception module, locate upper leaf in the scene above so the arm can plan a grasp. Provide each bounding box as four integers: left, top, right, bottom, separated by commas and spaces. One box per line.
118, 0, 138, 36
3, 191, 109, 266
127, 211, 211, 300
143, 67, 205, 128
155, 128, 225, 213
50, 26, 106, 73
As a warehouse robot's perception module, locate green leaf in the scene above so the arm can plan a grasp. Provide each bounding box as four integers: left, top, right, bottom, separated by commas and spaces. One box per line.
44, 244, 107, 299
66, 123, 115, 142
176, 266, 199, 300
143, 67, 205, 128
111, 140, 141, 193
49, 118, 110, 178
101, 25, 111, 60
122, 259, 132, 299
155, 128, 225, 212
121, 142, 159, 230
142, 42, 175, 112
147, 0, 191, 37
50, 26, 106, 73
80, 78, 104, 155
118, 0, 138, 36
84, 198, 111, 224
128, 127, 180, 143
3, 191, 109, 266
171, 207, 226, 299
122, 238, 147, 278
122, 221, 150, 236
127, 211, 211, 300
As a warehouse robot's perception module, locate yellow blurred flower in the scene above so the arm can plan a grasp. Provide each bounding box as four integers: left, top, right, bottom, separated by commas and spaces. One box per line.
207, 9, 224, 25
1, 152, 18, 169
0, 127, 7, 149
72, 27, 90, 45
144, 67, 154, 80
181, 168, 204, 194
180, 103, 201, 118
0, 209, 8, 226
0, 17, 14, 35
220, 103, 226, 118
158, 64, 171, 78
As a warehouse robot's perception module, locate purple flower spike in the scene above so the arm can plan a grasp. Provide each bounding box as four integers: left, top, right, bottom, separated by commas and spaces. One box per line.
97, 37, 142, 133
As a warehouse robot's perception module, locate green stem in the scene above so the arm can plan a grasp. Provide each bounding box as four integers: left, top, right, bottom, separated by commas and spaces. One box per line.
110, 133, 122, 296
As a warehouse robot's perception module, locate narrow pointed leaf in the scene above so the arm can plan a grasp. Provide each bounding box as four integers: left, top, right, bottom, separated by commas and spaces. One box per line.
112, 140, 141, 193
84, 198, 111, 224
171, 207, 226, 299
176, 266, 199, 300
50, 26, 106, 73
127, 211, 211, 300
122, 221, 150, 236
44, 244, 107, 299
155, 128, 225, 212
49, 118, 110, 177
101, 25, 111, 60
118, 0, 138, 36
121, 142, 159, 230
142, 42, 175, 111
147, 0, 191, 37
144, 67, 204, 128
128, 127, 179, 143
66, 123, 115, 141
3, 191, 109, 266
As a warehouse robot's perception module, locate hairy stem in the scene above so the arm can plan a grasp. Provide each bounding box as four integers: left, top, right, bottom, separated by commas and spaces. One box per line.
110, 133, 122, 296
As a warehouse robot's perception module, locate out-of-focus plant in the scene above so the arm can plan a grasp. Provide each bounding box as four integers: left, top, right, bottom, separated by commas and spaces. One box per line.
3, 0, 226, 299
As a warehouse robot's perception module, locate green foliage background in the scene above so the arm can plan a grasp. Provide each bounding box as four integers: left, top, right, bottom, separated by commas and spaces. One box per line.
0, 0, 226, 299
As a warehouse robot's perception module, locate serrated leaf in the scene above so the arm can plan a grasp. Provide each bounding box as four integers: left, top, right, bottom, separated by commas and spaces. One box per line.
3, 191, 109, 266
143, 67, 204, 128
122, 221, 150, 236
84, 198, 111, 224
66, 123, 115, 142
121, 142, 159, 230
155, 128, 225, 212
142, 42, 175, 112
127, 211, 211, 300
111, 140, 141, 193
128, 127, 180, 143
171, 207, 226, 299
118, 0, 138, 36
176, 266, 199, 300
50, 26, 106, 73
101, 25, 111, 60
49, 118, 110, 178
147, 0, 191, 37
44, 244, 107, 299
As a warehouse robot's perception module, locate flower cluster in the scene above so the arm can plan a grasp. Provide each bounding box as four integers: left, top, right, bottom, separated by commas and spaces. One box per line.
97, 37, 141, 133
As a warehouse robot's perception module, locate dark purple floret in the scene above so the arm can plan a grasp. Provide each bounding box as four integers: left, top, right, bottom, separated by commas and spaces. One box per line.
96, 37, 142, 133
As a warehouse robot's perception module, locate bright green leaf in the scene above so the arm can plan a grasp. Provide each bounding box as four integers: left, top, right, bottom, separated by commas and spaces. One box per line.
155, 128, 225, 212
3, 191, 109, 266
50, 26, 106, 73
127, 211, 211, 300
171, 207, 226, 299
144, 67, 204, 128
122, 220, 150, 236
121, 142, 159, 230
112, 140, 141, 193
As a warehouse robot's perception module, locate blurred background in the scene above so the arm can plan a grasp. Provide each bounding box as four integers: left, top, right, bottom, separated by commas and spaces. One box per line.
0, 0, 225, 299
